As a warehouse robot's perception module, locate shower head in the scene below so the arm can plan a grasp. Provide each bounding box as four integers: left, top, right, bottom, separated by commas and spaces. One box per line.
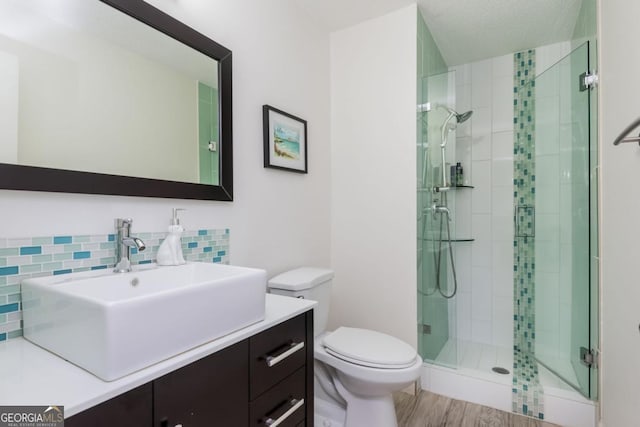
445, 107, 473, 124
419, 103, 473, 123
440, 108, 473, 149
455, 110, 473, 123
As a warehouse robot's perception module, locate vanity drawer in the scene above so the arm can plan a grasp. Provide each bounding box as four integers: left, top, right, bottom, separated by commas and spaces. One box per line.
249, 367, 306, 427
250, 314, 306, 399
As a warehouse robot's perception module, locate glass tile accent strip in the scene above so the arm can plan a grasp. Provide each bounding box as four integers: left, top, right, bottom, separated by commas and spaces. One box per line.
512, 49, 544, 420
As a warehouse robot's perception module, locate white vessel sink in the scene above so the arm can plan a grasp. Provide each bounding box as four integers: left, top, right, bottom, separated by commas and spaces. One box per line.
21, 262, 266, 381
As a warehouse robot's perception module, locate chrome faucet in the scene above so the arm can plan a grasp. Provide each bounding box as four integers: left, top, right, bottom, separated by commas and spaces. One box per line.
114, 218, 146, 273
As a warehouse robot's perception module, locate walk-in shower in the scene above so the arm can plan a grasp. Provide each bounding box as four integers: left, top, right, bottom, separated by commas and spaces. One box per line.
416, 34, 598, 425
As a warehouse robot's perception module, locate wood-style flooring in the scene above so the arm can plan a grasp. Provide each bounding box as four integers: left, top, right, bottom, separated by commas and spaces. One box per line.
394, 390, 561, 427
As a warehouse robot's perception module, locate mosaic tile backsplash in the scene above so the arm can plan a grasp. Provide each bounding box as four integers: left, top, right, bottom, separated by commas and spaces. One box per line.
0, 228, 230, 341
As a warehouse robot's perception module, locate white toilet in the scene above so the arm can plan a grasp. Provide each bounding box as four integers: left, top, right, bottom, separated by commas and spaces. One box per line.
268, 267, 422, 427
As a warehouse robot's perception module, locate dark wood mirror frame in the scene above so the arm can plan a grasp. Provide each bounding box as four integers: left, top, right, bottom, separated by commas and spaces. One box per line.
0, 0, 233, 201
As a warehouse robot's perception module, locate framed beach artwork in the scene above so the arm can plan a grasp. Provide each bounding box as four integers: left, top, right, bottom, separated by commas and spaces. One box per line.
263, 105, 308, 173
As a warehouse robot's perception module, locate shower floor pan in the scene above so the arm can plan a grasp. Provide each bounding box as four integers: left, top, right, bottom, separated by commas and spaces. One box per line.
422, 339, 596, 427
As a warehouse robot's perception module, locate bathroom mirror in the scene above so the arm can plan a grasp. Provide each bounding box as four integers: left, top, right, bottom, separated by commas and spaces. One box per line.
0, 0, 233, 200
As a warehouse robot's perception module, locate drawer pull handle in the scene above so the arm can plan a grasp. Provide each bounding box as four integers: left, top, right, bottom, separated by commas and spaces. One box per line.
265, 341, 305, 367
265, 398, 304, 426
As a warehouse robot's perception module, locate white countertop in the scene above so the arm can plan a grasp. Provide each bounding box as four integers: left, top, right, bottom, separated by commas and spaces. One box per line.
0, 294, 316, 417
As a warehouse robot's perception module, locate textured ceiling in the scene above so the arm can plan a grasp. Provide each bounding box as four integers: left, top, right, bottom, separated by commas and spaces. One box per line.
294, 0, 584, 65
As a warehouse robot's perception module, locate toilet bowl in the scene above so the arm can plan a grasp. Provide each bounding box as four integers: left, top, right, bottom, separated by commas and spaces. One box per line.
268, 268, 423, 427
315, 329, 422, 427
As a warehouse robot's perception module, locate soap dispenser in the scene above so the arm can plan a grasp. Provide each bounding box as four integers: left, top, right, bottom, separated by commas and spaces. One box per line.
156, 208, 186, 266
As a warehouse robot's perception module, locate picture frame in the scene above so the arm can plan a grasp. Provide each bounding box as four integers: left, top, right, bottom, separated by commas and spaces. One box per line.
263, 105, 308, 173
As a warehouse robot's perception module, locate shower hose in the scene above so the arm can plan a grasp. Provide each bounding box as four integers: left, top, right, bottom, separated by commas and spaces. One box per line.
428, 193, 458, 299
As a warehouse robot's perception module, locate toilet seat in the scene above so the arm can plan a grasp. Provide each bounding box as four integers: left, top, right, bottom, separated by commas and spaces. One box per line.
323, 327, 417, 369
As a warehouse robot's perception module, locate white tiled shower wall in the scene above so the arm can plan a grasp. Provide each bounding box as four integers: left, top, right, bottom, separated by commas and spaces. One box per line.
450, 42, 571, 349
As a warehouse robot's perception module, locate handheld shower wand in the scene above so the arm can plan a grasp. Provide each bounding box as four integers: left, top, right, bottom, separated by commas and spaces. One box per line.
438, 107, 473, 189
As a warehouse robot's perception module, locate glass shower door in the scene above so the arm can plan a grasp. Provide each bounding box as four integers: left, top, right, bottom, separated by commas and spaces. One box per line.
533, 42, 594, 398
418, 70, 458, 367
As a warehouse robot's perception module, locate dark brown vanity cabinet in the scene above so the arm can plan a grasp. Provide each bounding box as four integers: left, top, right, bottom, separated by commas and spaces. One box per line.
65, 311, 313, 427
154, 340, 249, 426
65, 383, 153, 427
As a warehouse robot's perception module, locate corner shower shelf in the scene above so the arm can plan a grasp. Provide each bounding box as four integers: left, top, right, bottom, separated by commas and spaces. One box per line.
418, 185, 474, 192
421, 238, 475, 243
427, 185, 474, 192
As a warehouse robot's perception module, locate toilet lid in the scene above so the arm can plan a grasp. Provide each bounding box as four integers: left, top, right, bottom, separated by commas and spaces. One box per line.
323, 327, 417, 369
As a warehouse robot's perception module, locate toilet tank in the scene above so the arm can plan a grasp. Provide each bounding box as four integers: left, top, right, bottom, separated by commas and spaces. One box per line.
268, 267, 333, 337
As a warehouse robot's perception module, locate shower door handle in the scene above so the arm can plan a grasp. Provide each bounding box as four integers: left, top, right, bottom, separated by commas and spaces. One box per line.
515, 205, 535, 238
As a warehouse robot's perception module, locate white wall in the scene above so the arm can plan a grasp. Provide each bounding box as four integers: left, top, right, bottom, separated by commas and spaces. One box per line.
330, 5, 417, 347
0, 0, 331, 277
599, 0, 640, 424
